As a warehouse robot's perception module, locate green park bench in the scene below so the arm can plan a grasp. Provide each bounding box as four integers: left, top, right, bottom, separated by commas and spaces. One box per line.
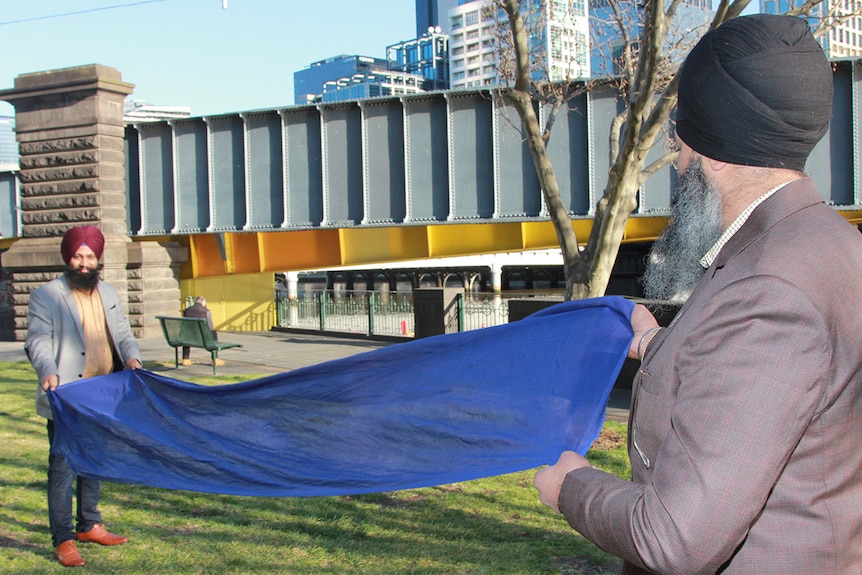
156, 316, 243, 375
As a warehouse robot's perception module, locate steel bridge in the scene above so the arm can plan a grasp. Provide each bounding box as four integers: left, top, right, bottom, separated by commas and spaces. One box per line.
2, 61, 861, 278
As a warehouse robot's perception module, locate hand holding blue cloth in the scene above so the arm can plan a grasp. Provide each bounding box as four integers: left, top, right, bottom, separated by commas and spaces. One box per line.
48, 296, 634, 497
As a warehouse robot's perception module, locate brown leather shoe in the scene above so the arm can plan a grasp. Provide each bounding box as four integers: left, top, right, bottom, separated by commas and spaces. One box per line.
76, 523, 128, 546
54, 540, 86, 567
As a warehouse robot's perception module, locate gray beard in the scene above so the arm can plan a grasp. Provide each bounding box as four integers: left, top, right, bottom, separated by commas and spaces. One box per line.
642, 158, 724, 304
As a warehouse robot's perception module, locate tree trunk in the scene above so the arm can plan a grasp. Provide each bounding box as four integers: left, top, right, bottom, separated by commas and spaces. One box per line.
502, 0, 584, 300
495, 0, 763, 300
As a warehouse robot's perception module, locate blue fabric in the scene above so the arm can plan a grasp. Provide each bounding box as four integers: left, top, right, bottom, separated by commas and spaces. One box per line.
48, 296, 634, 497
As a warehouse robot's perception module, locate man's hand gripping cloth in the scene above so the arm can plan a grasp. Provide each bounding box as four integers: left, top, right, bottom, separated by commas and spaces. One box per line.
48, 296, 634, 497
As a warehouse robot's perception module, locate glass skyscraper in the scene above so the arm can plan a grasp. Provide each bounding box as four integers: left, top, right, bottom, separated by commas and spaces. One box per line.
416, 0, 462, 36
294, 55, 390, 105
387, 29, 450, 92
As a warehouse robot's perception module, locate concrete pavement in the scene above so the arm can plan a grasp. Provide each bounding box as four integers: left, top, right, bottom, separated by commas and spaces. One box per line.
0, 329, 630, 420
0, 330, 392, 378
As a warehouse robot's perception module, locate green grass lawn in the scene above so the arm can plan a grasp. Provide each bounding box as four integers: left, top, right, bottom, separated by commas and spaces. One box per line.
0, 361, 630, 575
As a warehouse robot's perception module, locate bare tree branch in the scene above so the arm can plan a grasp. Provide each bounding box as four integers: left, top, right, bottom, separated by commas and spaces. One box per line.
491, 0, 857, 299
642, 152, 678, 181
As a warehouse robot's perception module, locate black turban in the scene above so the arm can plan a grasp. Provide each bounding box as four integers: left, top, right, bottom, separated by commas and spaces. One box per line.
676, 14, 833, 171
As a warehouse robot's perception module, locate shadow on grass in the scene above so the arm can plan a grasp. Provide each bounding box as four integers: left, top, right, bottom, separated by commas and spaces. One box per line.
1, 361, 624, 574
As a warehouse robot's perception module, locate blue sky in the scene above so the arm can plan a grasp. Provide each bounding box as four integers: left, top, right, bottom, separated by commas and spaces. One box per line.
0, 0, 416, 117
0, 1, 754, 119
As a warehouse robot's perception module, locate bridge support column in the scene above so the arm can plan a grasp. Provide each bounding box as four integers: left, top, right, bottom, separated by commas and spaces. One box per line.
490, 260, 503, 293
0, 64, 186, 341
285, 271, 300, 300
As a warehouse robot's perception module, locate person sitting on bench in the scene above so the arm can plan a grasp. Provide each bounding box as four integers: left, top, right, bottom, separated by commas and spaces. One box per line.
182, 296, 222, 366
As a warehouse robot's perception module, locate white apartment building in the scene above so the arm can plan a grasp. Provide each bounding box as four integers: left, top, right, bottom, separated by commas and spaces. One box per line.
762, 0, 862, 58
817, 0, 862, 58
448, 0, 590, 90
0, 116, 17, 171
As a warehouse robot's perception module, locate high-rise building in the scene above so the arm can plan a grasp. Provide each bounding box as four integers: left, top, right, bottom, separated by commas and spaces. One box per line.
416, 0, 462, 36
294, 55, 390, 105
448, 0, 590, 91
387, 28, 450, 92
590, 0, 713, 78
762, 0, 862, 58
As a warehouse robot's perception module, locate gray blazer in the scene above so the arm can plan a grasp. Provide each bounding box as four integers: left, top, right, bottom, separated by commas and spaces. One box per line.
26, 275, 142, 419
559, 179, 862, 573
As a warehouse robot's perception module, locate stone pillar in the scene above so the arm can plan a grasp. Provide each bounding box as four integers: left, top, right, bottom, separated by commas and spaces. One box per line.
0, 64, 186, 341
125, 241, 188, 337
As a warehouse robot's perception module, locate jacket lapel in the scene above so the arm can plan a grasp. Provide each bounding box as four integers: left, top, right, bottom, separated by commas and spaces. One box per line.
713, 178, 824, 270
57, 276, 86, 343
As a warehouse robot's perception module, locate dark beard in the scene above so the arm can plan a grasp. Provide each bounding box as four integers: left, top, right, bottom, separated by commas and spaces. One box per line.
642, 158, 724, 303
64, 264, 102, 292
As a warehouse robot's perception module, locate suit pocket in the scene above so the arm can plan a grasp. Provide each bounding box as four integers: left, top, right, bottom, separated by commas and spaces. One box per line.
637, 364, 664, 395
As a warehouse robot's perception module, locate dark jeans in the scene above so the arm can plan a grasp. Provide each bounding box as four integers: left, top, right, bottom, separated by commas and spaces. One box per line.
182, 330, 218, 359
47, 420, 102, 547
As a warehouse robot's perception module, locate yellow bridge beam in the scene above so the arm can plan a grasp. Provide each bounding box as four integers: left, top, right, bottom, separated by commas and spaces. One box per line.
179, 216, 671, 279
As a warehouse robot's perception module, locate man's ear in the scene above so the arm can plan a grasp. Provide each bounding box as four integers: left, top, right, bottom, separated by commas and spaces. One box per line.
704, 156, 728, 173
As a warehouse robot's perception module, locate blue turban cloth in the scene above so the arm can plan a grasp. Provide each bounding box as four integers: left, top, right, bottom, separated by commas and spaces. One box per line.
48, 297, 634, 497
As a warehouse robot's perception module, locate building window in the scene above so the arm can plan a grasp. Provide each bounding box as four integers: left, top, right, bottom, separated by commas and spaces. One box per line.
465, 10, 479, 26
552, 0, 566, 18
551, 26, 563, 60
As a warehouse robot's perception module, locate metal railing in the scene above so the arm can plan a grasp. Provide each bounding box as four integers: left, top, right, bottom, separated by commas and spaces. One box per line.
459, 292, 510, 331
276, 289, 564, 338
277, 290, 415, 337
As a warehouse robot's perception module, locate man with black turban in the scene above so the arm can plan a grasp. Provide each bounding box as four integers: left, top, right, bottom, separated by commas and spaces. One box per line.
26, 225, 143, 567
535, 14, 862, 573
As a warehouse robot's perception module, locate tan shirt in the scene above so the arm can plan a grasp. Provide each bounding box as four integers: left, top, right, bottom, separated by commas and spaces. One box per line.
72, 288, 114, 378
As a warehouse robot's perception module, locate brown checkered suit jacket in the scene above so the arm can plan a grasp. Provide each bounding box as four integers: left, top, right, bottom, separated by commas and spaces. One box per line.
559, 179, 862, 574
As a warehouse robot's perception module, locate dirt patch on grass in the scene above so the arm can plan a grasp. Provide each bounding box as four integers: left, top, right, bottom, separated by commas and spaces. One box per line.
590, 427, 625, 451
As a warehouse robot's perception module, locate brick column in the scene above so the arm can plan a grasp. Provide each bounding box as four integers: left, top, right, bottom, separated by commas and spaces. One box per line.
0, 64, 185, 341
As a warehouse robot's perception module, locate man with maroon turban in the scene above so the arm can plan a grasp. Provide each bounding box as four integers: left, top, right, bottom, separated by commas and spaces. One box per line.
534, 14, 862, 573
25, 225, 143, 567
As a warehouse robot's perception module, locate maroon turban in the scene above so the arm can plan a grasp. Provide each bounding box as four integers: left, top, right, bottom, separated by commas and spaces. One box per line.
60, 226, 105, 264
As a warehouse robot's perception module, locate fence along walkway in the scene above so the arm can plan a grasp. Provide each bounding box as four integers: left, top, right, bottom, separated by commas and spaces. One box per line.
276, 290, 564, 337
